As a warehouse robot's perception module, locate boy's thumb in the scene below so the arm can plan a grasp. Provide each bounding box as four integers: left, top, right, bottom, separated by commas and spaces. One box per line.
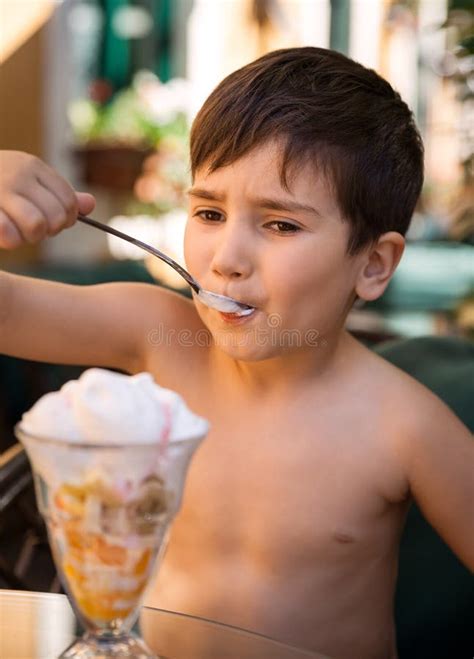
75, 191, 96, 216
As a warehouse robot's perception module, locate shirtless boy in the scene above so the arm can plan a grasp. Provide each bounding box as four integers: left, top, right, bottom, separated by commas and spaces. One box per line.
0, 48, 473, 659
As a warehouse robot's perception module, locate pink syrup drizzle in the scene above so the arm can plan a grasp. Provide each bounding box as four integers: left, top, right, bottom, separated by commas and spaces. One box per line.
158, 399, 173, 457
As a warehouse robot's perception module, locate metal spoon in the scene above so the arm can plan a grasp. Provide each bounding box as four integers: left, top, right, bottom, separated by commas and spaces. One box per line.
77, 214, 253, 314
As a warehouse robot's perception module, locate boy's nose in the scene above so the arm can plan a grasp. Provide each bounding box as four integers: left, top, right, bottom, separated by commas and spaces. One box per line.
210, 224, 253, 281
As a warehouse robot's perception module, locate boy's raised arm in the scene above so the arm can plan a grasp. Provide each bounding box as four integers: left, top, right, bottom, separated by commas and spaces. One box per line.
0, 151, 198, 376
0, 272, 184, 373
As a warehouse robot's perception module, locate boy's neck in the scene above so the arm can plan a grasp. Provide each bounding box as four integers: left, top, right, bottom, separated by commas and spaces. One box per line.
220, 330, 356, 398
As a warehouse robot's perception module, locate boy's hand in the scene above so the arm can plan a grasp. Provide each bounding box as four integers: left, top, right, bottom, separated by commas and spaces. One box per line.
0, 151, 95, 249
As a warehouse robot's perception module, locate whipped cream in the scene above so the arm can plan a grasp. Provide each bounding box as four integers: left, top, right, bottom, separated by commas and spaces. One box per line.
20, 368, 209, 444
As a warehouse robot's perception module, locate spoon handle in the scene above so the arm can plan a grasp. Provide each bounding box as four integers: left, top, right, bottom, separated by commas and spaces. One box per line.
77, 213, 199, 292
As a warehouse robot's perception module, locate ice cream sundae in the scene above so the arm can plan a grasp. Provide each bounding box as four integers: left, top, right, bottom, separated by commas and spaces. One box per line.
16, 369, 208, 657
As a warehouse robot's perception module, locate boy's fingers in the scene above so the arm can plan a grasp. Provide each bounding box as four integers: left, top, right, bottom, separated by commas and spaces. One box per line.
34, 165, 95, 225
37, 169, 78, 226
76, 191, 96, 217
2, 195, 48, 243
20, 186, 66, 236
0, 210, 22, 249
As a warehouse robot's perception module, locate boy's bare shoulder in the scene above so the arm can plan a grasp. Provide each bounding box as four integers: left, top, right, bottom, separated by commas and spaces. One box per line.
351, 338, 472, 477
129, 283, 204, 331
352, 338, 464, 433
121, 283, 211, 387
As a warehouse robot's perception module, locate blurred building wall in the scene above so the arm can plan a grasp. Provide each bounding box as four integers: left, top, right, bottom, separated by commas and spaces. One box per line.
0, 27, 45, 157
187, 0, 330, 117
0, 25, 50, 267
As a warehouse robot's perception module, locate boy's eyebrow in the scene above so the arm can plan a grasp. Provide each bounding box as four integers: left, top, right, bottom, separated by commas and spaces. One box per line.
186, 187, 323, 218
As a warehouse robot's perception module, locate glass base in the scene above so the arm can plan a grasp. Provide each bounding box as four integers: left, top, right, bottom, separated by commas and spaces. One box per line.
59, 631, 164, 658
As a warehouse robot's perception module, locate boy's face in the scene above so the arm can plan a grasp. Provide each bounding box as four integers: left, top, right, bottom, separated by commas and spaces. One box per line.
184, 139, 364, 361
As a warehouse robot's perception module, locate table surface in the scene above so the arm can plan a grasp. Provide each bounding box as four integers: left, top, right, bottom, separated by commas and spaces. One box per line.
0, 589, 328, 659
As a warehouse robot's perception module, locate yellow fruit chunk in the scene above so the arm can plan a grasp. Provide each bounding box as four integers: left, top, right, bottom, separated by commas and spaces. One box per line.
77, 594, 135, 622
93, 536, 127, 566
63, 560, 86, 589
134, 548, 151, 576
64, 521, 89, 550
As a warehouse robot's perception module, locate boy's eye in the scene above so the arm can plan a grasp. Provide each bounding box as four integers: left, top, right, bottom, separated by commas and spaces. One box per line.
266, 221, 301, 234
194, 212, 300, 234
195, 210, 223, 222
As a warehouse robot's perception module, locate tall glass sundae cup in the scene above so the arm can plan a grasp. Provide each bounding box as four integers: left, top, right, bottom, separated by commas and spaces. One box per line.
15, 369, 208, 658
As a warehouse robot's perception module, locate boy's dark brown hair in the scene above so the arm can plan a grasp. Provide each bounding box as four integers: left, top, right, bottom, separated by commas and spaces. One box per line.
190, 47, 424, 254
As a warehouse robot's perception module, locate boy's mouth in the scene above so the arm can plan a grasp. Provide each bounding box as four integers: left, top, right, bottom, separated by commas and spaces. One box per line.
210, 290, 258, 317
218, 307, 257, 324
229, 306, 255, 317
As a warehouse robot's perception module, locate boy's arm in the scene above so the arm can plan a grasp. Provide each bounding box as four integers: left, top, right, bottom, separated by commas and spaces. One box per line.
0, 150, 205, 378
0, 272, 196, 375
395, 388, 474, 572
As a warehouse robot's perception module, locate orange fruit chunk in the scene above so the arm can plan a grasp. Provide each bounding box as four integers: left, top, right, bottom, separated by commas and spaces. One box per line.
92, 536, 127, 566
134, 548, 151, 576
77, 596, 134, 622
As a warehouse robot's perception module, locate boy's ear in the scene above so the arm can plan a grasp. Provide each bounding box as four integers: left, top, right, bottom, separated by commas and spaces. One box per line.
355, 232, 405, 302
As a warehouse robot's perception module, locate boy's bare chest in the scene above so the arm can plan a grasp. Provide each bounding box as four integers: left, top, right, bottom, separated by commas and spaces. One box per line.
165, 399, 408, 574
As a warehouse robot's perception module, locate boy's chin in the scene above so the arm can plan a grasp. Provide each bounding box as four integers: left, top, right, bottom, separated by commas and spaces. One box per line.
217, 346, 275, 362
210, 334, 301, 362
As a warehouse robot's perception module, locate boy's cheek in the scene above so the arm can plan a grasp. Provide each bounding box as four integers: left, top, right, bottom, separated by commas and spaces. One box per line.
183, 224, 201, 272
184, 230, 219, 282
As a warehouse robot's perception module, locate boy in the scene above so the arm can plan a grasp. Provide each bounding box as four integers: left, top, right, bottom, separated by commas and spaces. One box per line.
0, 48, 473, 659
